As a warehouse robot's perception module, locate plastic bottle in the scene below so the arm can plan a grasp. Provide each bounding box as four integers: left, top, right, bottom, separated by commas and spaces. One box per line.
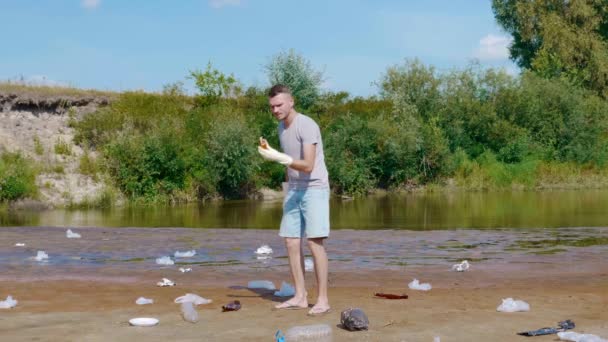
180, 302, 199, 323
284, 324, 332, 341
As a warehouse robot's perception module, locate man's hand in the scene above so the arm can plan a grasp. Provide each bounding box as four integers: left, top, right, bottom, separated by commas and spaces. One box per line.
258, 137, 293, 166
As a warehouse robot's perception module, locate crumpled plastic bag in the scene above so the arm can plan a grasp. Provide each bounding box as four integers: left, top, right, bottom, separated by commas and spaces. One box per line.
14, 243, 25, 247
174, 293, 212, 305
340, 308, 369, 331
174, 250, 196, 258
156, 278, 175, 287
179, 267, 192, 273
0, 296, 17, 309
135, 297, 153, 305
558, 331, 607, 342
66, 229, 81, 239
247, 280, 275, 290
496, 298, 530, 312
305, 258, 314, 272
273, 281, 295, 297
255, 245, 273, 255
408, 278, 432, 291
155, 256, 174, 265
35, 251, 49, 261
451, 260, 470, 272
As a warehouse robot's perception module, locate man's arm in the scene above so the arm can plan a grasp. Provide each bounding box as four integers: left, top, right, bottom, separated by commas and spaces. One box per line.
288, 143, 316, 173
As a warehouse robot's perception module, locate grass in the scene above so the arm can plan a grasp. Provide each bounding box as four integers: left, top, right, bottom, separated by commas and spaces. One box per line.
0, 81, 117, 99
54, 138, 72, 156
33, 136, 44, 155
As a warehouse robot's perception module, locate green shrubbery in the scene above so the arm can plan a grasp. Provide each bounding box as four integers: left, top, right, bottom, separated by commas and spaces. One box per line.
0, 152, 38, 201
69, 53, 608, 202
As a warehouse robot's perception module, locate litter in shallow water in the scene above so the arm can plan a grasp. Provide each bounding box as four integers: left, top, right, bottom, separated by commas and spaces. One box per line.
274, 282, 295, 297
255, 245, 273, 255
451, 260, 470, 272
66, 229, 81, 239
34, 251, 49, 262
155, 256, 174, 265
248, 280, 275, 290
174, 250, 196, 258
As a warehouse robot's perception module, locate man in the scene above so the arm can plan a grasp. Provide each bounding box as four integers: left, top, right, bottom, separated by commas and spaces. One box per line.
258, 84, 331, 316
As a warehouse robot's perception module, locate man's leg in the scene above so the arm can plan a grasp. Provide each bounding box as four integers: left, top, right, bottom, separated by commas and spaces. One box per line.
307, 237, 330, 314
275, 237, 308, 309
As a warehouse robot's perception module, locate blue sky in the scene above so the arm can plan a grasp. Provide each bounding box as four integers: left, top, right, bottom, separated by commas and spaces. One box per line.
0, 0, 516, 96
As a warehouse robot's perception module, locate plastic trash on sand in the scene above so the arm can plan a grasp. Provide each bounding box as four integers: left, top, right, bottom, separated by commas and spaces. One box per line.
341, 308, 369, 331
136, 297, 154, 305
274, 282, 295, 297
156, 278, 175, 287
248, 280, 276, 290
496, 298, 530, 312
180, 302, 198, 323
14, 243, 25, 247
35, 251, 49, 261
558, 331, 607, 342
129, 317, 159, 327
179, 267, 192, 273
0, 296, 17, 309
434, 337, 441, 342
305, 258, 314, 272
155, 256, 174, 265
285, 324, 332, 341
451, 260, 470, 272
174, 293, 212, 305
408, 278, 432, 291
174, 250, 196, 258
255, 245, 273, 255
66, 229, 81, 239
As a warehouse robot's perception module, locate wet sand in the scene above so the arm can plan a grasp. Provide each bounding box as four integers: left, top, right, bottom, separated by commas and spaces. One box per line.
0, 227, 607, 341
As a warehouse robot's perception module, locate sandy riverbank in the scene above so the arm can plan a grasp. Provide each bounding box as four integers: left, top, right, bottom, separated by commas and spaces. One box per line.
0, 227, 607, 341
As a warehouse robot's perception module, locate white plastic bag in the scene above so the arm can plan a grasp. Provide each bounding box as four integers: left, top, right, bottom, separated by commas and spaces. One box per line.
179, 267, 192, 273
255, 245, 273, 255
247, 280, 276, 290
451, 260, 470, 272
408, 278, 432, 291
174, 250, 196, 258
0, 296, 17, 309
273, 281, 295, 297
156, 278, 175, 287
558, 331, 607, 342
66, 229, 81, 239
305, 258, 314, 272
35, 251, 49, 261
14, 243, 25, 247
496, 298, 530, 312
135, 297, 154, 305
155, 256, 174, 265
174, 293, 212, 305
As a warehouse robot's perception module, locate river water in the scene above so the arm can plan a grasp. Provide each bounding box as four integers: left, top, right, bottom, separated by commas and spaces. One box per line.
2, 189, 608, 229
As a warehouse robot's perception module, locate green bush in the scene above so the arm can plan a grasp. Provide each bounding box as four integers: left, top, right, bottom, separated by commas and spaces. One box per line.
0, 152, 38, 201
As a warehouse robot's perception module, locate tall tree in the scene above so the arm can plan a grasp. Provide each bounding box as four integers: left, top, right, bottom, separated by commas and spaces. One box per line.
492, 0, 608, 97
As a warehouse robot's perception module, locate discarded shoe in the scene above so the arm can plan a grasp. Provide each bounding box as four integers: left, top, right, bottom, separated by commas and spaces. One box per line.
340, 308, 369, 331
222, 300, 241, 312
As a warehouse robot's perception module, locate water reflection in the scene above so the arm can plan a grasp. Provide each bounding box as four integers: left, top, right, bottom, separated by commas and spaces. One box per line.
1, 189, 608, 229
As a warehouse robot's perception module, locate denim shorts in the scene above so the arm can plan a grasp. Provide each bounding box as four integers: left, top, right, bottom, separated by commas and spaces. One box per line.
279, 188, 330, 238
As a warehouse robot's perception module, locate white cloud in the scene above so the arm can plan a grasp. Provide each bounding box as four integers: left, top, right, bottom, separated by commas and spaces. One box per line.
473, 34, 512, 61
81, 0, 101, 10
209, 0, 241, 9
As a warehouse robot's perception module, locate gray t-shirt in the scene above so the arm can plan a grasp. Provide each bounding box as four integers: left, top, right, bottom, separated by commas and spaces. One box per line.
278, 113, 329, 189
